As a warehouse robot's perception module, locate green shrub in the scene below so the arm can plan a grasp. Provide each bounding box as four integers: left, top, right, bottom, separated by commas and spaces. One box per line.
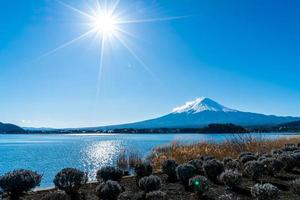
219, 170, 242, 189
292, 153, 300, 167
224, 159, 241, 171
271, 149, 283, 155
239, 152, 255, 159
96, 180, 122, 200
176, 163, 196, 190
138, 175, 161, 193
188, 159, 204, 175
96, 166, 123, 182
161, 160, 177, 182
134, 163, 153, 184
282, 143, 298, 152
53, 168, 87, 196
293, 150, 300, 154
251, 183, 280, 200
200, 155, 215, 161
240, 155, 257, 164
260, 158, 284, 176
189, 175, 209, 197
257, 154, 272, 162
261, 153, 272, 158
277, 154, 297, 171
203, 159, 224, 182
223, 157, 233, 165
0, 169, 42, 199
243, 161, 264, 181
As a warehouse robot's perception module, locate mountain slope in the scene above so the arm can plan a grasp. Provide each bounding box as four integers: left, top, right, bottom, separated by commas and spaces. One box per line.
0, 122, 25, 133
100, 97, 300, 129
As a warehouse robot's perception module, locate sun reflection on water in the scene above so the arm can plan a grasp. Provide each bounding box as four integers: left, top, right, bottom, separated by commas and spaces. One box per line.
80, 140, 123, 181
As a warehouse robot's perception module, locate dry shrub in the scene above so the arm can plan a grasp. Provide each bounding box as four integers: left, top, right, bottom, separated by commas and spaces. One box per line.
128, 150, 143, 168
96, 180, 122, 200
116, 149, 143, 171
116, 151, 128, 171
150, 135, 300, 170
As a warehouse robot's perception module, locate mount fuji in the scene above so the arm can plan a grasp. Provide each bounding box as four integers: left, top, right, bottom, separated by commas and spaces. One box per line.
100, 97, 300, 129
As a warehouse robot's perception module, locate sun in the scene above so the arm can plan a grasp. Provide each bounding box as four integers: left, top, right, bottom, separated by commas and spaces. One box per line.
92, 13, 118, 35
40, 0, 192, 97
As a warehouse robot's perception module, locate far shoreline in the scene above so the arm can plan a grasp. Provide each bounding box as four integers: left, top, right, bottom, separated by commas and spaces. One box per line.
1, 131, 300, 135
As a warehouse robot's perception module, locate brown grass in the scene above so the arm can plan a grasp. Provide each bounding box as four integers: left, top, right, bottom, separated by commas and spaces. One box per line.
128, 150, 142, 168
116, 151, 128, 170
149, 134, 300, 170
116, 149, 143, 170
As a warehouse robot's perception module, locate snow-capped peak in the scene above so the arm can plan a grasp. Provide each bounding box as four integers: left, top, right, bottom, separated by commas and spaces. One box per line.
172, 97, 237, 114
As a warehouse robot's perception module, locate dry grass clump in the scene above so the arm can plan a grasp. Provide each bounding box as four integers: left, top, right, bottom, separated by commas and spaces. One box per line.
149, 135, 300, 170
128, 151, 143, 168
116, 151, 128, 171
116, 149, 143, 171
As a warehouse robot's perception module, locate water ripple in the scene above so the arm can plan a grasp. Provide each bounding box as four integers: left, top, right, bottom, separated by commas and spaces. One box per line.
80, 140, 122, 180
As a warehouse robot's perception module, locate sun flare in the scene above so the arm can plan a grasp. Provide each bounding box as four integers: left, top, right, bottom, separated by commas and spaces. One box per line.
40, 0, 192, 97
92, 13, 118, 35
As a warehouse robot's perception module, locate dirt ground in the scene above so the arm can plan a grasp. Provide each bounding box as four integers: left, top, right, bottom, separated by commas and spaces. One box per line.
18, 172, 300, 200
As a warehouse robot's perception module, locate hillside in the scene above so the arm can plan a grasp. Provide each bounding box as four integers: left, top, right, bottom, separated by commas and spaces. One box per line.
0, 122, 25, 133
277, 121, 300, 132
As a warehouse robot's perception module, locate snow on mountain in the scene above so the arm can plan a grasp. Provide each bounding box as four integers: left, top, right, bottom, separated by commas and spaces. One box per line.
172, 97, 237, 113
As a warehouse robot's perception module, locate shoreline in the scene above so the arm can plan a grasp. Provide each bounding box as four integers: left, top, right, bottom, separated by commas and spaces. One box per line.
1, 132, 300, 135
2, 136, 300, 199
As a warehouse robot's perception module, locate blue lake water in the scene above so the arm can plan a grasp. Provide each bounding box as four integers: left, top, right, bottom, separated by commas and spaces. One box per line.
0, 133, 299, 187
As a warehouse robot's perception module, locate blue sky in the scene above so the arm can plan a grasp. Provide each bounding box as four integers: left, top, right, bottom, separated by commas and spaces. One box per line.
1, 0, 300, 128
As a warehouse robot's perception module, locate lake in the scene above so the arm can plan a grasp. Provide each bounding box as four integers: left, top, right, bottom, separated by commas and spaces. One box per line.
0, 133, 298, 187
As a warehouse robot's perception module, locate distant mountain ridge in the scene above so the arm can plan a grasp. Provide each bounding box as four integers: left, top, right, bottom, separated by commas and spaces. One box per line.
97, 97, 300, 129
22, 127, 56, 131
10, 97, 300, 133
0, 122, 25, 133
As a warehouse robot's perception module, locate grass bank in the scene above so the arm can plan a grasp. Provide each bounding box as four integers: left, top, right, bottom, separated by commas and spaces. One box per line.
2, 134, 300, 200
149, 134, 300, 169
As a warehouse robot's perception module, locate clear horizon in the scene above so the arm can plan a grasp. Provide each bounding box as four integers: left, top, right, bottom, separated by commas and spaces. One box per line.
1, 0, 300, 128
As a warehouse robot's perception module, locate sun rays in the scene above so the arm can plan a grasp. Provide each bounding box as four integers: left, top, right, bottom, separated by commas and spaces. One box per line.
37, 0, 192, 97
